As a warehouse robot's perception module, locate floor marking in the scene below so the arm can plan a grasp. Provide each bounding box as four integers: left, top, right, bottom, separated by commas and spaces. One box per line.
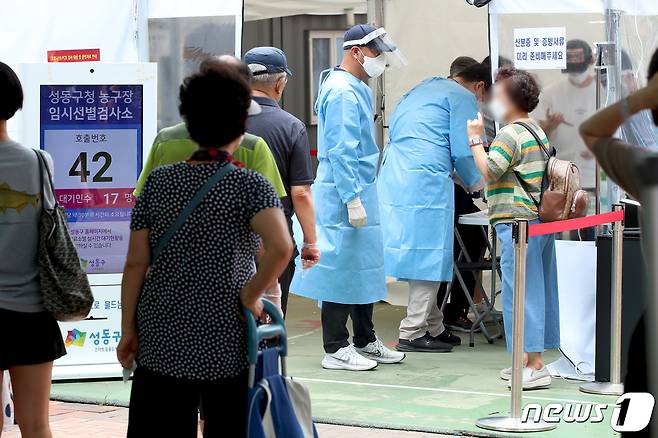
296, 377, 615, 405
289, 328, 321, 340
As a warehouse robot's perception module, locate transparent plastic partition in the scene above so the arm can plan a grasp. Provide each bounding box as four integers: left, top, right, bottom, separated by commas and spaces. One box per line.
493, 12, 605, 214
148, 16, 238, 131
492, 9, 658, 217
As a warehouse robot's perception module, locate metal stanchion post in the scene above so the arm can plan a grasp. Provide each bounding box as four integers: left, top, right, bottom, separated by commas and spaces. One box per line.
476, 220, 556, 433
581, 204, 625, 396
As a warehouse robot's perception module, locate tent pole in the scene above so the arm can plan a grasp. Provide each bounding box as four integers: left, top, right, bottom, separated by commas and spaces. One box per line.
367, 0, 385, 150
604, 8, 625, 209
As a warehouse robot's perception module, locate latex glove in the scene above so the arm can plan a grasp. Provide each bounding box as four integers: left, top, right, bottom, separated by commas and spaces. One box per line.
347, 197, 367, 228
301, 243, 321, 269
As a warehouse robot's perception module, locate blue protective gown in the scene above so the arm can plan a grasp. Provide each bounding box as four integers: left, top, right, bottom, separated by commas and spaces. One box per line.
290, 69, 386, 304
378, 77, 482, 282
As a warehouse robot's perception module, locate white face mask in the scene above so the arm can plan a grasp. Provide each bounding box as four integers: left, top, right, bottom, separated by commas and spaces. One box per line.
569, 69, 592, 85
360, 52, 387, 78
488, 99, 509, 124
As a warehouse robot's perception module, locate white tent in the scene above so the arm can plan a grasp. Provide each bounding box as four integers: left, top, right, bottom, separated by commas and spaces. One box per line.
244, 0, 366, 21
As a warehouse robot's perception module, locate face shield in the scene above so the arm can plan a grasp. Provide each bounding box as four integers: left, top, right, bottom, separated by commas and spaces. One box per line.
343, 27, 408, 69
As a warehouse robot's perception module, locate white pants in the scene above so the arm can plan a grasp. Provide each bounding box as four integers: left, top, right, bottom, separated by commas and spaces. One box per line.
399, 280, 445, 341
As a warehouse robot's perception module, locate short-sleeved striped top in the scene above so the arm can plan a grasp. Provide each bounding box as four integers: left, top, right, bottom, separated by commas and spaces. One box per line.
486, 119, 550, 225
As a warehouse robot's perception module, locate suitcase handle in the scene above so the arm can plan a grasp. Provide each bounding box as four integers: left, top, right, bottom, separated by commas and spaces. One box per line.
244, 299, 288, 367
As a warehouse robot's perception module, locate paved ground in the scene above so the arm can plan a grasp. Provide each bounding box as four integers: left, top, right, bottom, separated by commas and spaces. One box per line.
47, 297, 616, 437
1, 401, 459, 438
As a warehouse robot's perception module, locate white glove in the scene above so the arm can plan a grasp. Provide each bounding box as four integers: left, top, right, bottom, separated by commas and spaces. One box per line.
347, 197, 367, 228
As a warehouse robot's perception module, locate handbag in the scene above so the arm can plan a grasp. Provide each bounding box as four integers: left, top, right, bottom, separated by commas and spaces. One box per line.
512, 122, 589, 222
34, 150, 94, 322
152, 162, 237, 262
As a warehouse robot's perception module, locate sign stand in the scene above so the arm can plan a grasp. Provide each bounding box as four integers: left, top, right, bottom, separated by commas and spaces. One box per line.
20, 62, 157, 379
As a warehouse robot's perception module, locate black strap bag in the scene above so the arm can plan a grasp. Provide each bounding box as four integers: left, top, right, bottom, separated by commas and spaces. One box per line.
35, 150, 94, 321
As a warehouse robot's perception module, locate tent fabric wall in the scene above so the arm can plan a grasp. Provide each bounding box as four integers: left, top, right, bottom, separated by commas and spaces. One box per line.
0, 0, 244, 140
244, 0, 366, 21
0, 0, 140, 66
148, 0, 243, 19
382, 0, 489, 125
0, 0, 141, 139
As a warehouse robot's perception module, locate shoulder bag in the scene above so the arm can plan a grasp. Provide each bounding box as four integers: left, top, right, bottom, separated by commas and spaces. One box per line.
513, 122, 589, 222
34, 150, 94, 321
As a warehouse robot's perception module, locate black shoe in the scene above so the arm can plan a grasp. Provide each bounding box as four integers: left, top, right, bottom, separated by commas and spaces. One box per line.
434, 329, 462, 346
446, 316, 481, 333
396, 332, 453, 353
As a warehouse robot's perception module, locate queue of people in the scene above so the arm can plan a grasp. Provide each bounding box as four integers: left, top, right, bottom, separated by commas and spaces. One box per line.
1, 20, 658, 437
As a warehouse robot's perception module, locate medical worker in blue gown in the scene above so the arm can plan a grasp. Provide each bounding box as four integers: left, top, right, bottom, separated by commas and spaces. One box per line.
378, 62, 492, 353
290, 24, 407, 371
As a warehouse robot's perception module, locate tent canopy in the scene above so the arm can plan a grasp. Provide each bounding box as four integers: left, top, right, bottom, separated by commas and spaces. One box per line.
491, 0, 658, 15
244, 0, 366, 21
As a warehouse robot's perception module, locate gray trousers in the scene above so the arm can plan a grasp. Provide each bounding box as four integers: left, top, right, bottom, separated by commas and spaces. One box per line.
399, 280, 445, 341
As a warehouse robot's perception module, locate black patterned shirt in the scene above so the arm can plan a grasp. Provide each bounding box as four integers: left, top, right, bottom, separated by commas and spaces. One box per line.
130, 161, 281, 380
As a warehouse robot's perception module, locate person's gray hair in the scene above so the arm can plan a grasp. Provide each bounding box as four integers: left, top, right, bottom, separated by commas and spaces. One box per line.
248, 64, 287, 86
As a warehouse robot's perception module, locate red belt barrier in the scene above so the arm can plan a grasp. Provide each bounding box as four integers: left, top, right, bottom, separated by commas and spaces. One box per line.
528, 210, 625, 237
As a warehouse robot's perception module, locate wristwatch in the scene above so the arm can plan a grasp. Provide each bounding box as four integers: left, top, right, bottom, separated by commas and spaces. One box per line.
469, 136, 484, 147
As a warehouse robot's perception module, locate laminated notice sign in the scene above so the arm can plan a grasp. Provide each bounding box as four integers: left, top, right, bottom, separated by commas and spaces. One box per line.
513, 27, 567, 70
40, 84, 143, 274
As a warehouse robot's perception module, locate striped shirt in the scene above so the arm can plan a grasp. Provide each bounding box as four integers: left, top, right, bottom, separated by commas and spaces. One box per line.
486, 119, 549, 225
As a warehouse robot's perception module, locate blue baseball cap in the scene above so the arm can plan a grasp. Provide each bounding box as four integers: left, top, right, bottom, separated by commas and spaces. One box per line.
244, 47, 293, 76
343, 24, 378, 50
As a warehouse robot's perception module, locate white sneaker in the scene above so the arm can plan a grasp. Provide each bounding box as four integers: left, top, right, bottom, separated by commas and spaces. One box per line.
506, 366, 552, 389
321, 345, 378, 371
356, 338, 406, 364
500, 367, 512, 381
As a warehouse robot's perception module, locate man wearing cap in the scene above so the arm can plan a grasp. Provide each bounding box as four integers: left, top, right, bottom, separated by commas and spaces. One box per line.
244, 46, 320, 317
534, 39, 597, 191
135, 55, 286, 200
290, 24, 407, 371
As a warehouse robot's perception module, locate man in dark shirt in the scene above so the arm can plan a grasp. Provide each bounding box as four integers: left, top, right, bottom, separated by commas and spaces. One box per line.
245, 46, 320, 316
580, 47, 658, 437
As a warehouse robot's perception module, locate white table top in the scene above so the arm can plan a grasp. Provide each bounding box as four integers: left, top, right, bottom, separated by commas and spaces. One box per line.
458, 210, 490, 226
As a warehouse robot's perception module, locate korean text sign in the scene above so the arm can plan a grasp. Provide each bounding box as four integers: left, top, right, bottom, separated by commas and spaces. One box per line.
514, 27, 567, 70
40, 85, 143, 274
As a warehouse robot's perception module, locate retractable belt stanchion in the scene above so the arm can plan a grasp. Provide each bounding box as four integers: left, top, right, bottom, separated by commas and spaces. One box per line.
581, 204, 625, 396
476, 220, 556, 433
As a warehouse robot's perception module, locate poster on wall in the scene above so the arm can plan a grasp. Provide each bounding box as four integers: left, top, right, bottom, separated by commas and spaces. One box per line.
513, 27, 567, 70
40, 84, 143, 274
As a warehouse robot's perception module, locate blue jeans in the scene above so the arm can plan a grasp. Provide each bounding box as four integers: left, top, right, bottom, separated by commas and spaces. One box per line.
496, 221, 560, 353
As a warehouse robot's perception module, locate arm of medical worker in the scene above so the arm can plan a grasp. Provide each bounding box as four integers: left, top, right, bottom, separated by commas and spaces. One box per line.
450, 97, 485, 188
117, 229, 150, 369
323, 92, 365, 221
244, 208, 293, 317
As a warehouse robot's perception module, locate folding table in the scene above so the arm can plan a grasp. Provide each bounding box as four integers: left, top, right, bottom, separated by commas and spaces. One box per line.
440, 210, 504, 347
